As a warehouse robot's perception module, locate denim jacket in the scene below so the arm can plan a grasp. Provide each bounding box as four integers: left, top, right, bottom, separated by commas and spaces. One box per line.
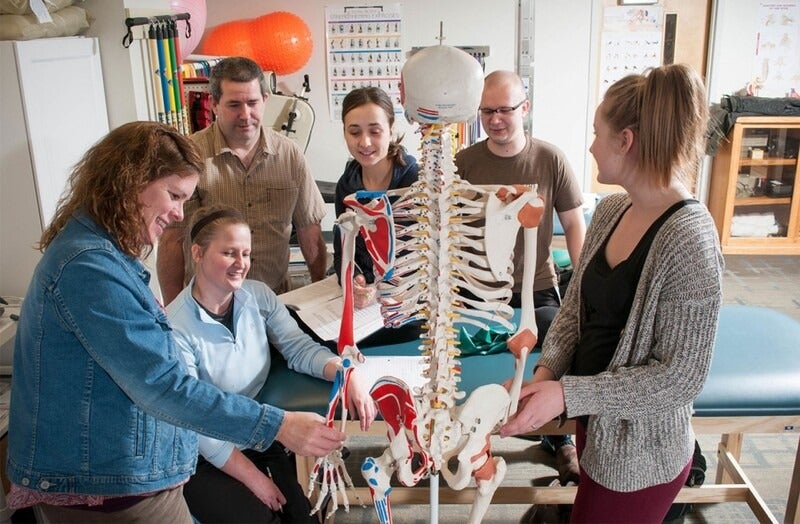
7, 213, 284, 496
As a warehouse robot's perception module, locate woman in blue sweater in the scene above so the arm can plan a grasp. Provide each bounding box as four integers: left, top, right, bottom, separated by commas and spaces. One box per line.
167, 205, 376, 523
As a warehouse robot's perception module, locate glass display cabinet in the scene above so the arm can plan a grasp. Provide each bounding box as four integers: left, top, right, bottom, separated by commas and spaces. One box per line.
708, 116, 800, 254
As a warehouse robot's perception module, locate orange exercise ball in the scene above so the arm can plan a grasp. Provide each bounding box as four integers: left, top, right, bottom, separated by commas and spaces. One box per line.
252, 12, 313, 75
200, 20, 255, 61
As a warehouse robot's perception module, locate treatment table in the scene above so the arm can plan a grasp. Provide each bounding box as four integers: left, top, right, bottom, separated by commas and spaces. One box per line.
260, 304, 800, 523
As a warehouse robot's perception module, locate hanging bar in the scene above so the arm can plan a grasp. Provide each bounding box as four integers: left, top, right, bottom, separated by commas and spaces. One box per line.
122, 12, 191, 48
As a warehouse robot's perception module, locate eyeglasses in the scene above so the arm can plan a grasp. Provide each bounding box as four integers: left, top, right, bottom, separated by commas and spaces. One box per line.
478, 99, 527, 116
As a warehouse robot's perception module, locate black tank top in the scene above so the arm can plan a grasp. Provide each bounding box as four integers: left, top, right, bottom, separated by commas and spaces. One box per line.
571, 199, 696, 377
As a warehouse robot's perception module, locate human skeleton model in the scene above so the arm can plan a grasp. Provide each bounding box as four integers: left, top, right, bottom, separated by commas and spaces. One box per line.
308, 45, 545, 524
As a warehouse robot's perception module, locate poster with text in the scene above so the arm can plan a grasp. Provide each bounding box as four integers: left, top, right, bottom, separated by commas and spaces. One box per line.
325, 3, 404, 121
752, 1, 800, 97
598, 5, 663, 99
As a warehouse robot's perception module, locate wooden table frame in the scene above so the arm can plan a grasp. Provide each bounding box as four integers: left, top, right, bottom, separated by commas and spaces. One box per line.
298, 415, 800, 524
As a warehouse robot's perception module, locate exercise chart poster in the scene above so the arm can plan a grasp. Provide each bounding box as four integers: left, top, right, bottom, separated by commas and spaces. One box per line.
325, 3, 404, 121
598, 6, 663, 99
752, 1, 800, 97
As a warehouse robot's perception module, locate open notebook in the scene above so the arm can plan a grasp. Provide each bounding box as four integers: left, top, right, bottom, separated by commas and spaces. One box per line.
277, 275, 385, 342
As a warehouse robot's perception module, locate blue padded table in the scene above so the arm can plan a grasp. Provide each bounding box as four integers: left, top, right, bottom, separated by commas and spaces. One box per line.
695, 305, 800, 417
259, 305, 800, 523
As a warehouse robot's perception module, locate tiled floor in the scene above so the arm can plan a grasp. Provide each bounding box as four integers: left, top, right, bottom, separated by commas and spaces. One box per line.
723, 255, 800, 321
333, 255, 800, 524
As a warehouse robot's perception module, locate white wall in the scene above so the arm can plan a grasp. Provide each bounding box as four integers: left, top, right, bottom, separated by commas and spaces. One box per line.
202, 0, 518, 184
530, 0, 597, 189
696, 0, 795, 203
83, 0, 169, 125
706, 0, 769, 104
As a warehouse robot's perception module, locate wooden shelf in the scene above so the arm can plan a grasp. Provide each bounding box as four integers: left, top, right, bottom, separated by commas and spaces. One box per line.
738, 158, 797, 167
733, 196, 792, 206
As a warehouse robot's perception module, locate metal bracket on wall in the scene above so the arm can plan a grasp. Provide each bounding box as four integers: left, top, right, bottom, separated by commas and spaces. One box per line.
518, 0, 534, 133
664, 13, 677, 65
409, 45, 490, 70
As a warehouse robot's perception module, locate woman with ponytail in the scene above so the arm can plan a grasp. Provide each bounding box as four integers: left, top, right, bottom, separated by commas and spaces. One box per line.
501, 65, 724, 522
332, 87, 419, 310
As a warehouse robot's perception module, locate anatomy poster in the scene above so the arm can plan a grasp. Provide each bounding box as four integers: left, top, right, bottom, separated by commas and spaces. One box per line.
752, 1, 800, 97
325, 3, 404, 120
598, 5, 663, 99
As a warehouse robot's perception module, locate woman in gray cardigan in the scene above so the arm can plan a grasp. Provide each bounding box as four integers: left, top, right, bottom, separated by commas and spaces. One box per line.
501, 64, 724, 522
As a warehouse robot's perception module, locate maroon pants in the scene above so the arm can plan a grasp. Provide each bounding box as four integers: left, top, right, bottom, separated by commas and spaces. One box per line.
570, 420, 691, 523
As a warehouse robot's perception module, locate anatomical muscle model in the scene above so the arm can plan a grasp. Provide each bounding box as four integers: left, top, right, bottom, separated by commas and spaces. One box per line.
309, 44, 545, 524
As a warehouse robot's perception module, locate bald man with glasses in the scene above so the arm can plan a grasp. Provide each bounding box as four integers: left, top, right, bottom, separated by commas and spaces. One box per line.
455, 70, 586, 485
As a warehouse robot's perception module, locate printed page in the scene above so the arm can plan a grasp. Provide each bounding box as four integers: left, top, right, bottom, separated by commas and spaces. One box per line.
356, 355, 427, 391
277, 274, 341, 311
295, 299, 384, 342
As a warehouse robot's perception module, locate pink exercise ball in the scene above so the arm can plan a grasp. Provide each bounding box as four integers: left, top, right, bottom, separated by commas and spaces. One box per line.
170, 0, 207, 56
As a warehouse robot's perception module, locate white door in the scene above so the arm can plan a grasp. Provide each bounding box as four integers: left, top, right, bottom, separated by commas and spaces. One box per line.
14, 36, 109, 228
0, 36, 109, 299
